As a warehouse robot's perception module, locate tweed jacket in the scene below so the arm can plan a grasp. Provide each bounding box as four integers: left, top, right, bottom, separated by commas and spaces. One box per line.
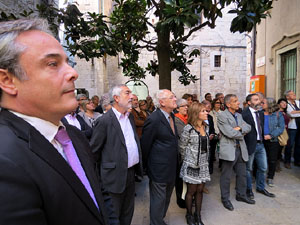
179, 124, 209, 168
217, 109, 251, 162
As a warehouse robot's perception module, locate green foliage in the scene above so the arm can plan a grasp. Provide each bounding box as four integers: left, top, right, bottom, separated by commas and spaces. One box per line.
0, 0, 273, 89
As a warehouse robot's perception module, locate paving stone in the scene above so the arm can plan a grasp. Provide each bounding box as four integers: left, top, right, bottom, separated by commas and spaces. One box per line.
132, 161, 300, 225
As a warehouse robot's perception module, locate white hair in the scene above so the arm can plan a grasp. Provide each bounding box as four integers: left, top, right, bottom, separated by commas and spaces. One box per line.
176, 99, 188, 108
154, 89, 170, 107
109, 84, 127, 103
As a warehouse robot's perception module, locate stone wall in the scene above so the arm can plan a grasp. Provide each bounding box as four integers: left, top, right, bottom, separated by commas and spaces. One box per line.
73, 2, 248, 102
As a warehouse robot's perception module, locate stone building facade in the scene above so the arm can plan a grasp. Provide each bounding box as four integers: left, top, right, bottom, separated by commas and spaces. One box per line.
0, 0, 57, 14
252, 0, 300, 99
73, 2, 248, 101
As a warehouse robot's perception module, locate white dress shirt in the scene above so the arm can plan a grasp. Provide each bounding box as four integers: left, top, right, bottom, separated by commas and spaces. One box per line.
287, 100, 300, 129
10, 111, 67, 160
249, 107, 261, 140
64, 113, 82, 130
112, 107, 139, 168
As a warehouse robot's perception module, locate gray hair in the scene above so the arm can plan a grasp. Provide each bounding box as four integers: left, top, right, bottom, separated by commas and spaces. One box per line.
265, 97, 279, 113
0, 19, 52, 98
154, 89, 170, 107
109, 84, 127, 103
224, 94, 237, 105
76, 94, 87, 101
284, 90, 293, 98
201, 100, 211, 106
176, 99, 188, 108
102, 99, 111, 108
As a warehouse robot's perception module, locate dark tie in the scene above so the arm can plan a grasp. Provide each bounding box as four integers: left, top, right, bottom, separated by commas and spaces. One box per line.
169, 116, 175, 134
255, 111, 263, 141
55, 128, 99, 209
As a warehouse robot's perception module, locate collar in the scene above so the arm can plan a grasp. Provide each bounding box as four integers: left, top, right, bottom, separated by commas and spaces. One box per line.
249, 107, 257, 113
10, 110, 64, 143
112, 107, 129, 119
160, 108, 171, 119
175, 113, 188, 124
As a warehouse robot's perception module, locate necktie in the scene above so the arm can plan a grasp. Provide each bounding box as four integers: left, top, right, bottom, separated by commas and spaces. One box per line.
55, 128, 99, 209
169, 115, 175, 134
255, 111, 263, 141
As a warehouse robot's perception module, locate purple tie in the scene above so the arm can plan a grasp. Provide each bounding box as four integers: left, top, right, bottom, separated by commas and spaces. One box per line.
55, 128, 99, 209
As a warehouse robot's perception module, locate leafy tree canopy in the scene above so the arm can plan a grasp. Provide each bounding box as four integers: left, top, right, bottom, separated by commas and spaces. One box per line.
0, 0, 273, 89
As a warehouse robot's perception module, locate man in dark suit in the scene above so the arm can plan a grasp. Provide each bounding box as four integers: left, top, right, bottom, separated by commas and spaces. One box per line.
90, 84, 143, 225
0, 19, 117, 225
62, 110, 93, 140
141, 89, 178, 225
242, 94, 275, 199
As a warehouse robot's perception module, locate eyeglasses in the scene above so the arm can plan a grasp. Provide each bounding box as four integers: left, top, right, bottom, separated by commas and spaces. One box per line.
179, 105, 188, 108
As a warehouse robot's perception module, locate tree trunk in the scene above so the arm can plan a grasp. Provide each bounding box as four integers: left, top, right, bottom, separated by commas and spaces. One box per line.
157, 27, 172, 90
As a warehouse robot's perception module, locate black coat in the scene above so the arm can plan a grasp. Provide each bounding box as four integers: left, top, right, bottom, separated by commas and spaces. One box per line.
242, 107, 264, 155
90, 109, 143, 194
141, 108, 178, 183
61, 114, 93, 140
0, 109, 118, 225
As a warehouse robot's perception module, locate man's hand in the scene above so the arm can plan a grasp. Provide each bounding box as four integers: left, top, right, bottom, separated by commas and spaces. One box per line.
264, 135, 271, 140
209, 134, 215, 140
233, 126, 241, 131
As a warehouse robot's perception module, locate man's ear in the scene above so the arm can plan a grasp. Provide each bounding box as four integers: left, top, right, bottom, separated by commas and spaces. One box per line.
0, 69, 18, 96
113, 95, 119, 103
159, 99, 164, 107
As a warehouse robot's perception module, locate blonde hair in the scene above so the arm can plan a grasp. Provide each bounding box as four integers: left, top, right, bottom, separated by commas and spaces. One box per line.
187, 102, 206, 127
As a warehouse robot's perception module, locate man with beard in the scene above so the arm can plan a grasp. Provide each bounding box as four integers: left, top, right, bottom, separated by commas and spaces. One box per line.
242, 94, 275, 200
91, 84, 143, 225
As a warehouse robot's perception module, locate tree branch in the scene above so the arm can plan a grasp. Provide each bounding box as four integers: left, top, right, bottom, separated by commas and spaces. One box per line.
140, 38, 157, 46
146, 20, 155, 29
169, 21, 210, 45
150, 0, 161, 16
137, 44, 156, 51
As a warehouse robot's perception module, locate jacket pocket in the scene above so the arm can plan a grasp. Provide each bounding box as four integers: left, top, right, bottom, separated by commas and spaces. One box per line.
102, 162, 116, 169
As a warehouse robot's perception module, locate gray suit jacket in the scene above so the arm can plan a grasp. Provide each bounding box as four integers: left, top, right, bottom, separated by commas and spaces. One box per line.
217, 109, 251, 161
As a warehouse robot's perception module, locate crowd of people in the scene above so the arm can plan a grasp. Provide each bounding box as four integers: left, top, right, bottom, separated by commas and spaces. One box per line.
1, 18, 300, 225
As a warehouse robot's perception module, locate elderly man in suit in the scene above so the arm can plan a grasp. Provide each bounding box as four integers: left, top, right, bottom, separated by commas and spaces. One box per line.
90, 84, 143, 225
0, 19, 117, 225
242, 94, 275, 199
218, 94, 254, 211
141, 89, 178, 225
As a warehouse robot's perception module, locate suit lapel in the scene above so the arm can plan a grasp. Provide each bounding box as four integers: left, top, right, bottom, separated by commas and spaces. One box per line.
0, 110, 103, 223
246, 107, 256, 127
67, 126, 108, 224
224, 110, 237, 126
28, 127, 103, 222
109, 109, 126, 147
157, 109, 175, 136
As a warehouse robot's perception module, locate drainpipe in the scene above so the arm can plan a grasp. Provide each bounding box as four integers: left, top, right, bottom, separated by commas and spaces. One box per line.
199, 47, 203, 101
252, 25, 256, 76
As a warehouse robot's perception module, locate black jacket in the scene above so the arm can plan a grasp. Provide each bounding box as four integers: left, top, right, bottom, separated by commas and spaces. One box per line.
90, 109, 143, 194
0, 109, 118, 225
242, 107, 264, 155
141, 108, 179, 183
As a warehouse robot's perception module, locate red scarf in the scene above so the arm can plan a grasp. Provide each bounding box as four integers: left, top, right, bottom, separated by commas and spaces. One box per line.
175, 113, 188, 124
